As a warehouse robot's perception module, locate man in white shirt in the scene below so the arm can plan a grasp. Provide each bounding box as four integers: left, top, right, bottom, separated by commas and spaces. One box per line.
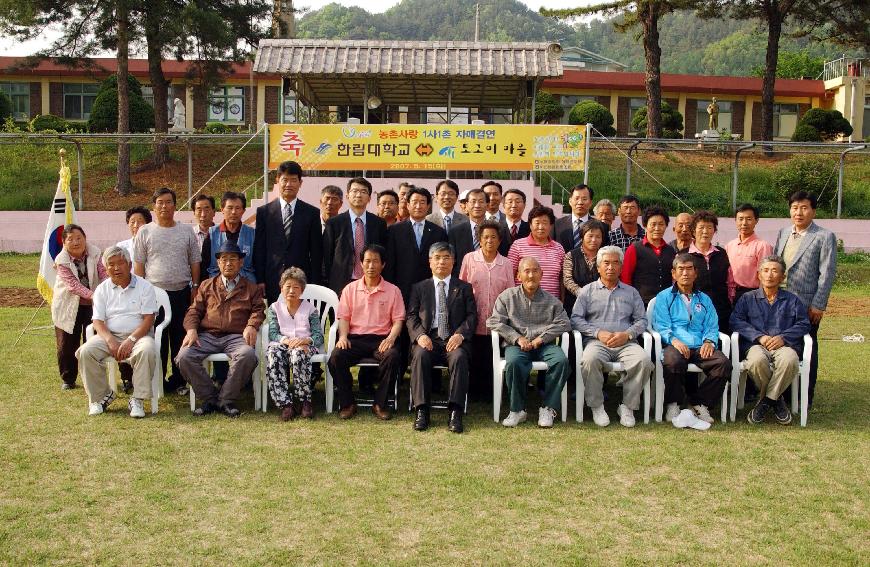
426, 179, 468, 232
77, 246, 159, 418
482, 180, 505, 223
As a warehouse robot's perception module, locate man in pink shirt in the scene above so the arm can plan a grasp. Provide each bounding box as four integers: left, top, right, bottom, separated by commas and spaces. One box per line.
725, 204, 773, 304
328, 244, 406, 420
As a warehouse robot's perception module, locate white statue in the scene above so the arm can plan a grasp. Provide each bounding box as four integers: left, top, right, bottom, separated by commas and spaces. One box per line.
171, 98, 186, 130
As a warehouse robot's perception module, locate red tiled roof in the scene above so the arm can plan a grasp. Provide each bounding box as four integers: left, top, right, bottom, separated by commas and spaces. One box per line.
543, 69, 825, 98
0, 57, 272, 79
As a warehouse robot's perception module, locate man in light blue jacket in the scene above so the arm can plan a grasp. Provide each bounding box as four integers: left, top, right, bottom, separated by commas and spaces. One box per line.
653, 253, 731, 427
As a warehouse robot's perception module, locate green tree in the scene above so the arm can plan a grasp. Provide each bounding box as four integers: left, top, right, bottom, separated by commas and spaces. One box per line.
0, 92, 11, 121
88, 75, 155, 133
534, 92, 564, 123
796, 108, 853, 141
795, 0, 870, 53
542, 1, 700, 138
631, 100, 683, 137
568, 100, 616, 136
751, 50, 824, 79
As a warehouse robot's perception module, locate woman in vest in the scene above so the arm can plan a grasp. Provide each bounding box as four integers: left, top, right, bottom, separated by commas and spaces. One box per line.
681, 210, 733, 333
265, 267, 324, 421
562, 219, 608, 313
620, 205, 677, 306
51, 224, 106, 389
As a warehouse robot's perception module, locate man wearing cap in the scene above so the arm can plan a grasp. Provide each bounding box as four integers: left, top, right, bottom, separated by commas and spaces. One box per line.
177, 241, 265, 417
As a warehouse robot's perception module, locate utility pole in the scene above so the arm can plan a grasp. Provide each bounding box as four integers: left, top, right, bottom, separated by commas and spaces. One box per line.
474, 3, 480, 42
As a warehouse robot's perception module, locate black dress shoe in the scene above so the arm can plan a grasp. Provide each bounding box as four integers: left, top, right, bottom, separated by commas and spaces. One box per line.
413, 406, 430, 431
448, 409, 464, 434
221, 403, 241, 418
193, 400, 220, 416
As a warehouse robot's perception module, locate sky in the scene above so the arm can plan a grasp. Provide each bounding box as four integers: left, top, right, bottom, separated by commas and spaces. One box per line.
0, 0, 599, 56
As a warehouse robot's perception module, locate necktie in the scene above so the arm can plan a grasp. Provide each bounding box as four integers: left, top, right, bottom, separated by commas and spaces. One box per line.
283, 202, 294, 239
437, 281, 449, 340
414, 222, 423, 249
444, 215, 452, 233
471, 223, 480, 250
225, 278, 235, 293
352, 217, 364, 279
510, 224, 518, 239
573, 218, 582, 249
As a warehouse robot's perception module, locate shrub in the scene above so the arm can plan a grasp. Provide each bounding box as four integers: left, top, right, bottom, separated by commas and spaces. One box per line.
31, 114, 67, 132
203, 122, 232, 134
87, 74, 154, 133
631, 101, 683, 137
773, 155, 836, 204
534, 92, 563, 123
791, 123, 822, 142
0, 92, 11, 121
796, 108, 853, 141
568, 100, 615, 136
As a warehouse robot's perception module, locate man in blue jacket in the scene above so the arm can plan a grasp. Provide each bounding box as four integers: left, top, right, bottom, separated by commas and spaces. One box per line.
730, 255, 810, 425
653, 253, 731, 428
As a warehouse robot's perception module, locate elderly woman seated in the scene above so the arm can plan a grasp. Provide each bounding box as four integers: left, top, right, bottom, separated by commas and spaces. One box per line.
265, 267, 324, 421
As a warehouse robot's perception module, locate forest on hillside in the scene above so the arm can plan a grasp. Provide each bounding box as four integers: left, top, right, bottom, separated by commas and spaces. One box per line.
295, 0, 861, 78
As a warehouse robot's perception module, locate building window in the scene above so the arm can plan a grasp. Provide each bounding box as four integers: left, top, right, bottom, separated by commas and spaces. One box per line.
208, 86, 245, 123
141, 86, 174, 122
559, 95, 594, 124
425, 106, 470, 124
63, 83, 99, 121
0, 82, 30, 120
863, 96, 870, 139
773, 103, 799, 139
628, 97, 646, 134
282, 94, 297, 123
696, 100, 732, 134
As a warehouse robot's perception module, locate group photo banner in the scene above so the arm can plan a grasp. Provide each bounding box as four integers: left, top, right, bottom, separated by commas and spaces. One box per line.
268, 124, 588, 171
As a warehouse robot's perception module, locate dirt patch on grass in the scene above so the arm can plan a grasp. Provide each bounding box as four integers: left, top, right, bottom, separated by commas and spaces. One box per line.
824, 295, 870, 317
0, 288, 44, 307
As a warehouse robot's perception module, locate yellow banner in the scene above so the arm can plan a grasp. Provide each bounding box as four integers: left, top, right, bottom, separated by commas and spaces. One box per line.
269, 124, 587, 171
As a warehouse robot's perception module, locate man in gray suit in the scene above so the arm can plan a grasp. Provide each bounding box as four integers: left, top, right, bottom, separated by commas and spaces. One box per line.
774, 191, 837, 407
426, 180, 468, 233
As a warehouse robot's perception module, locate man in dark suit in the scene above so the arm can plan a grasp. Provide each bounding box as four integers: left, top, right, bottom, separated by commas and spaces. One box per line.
407, 242, 477, 433
774, 190, 837, 407
502, 188, 530, 246
384, 187, 448, 305
448, 188, 510, 277
426, 179, 468, 232
323, 177, 388, 296
253, 161, 323, 304
554, 184, 594, 252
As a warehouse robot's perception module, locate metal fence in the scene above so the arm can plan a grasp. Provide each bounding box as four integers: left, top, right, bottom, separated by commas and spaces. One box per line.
0, 132, 867, 217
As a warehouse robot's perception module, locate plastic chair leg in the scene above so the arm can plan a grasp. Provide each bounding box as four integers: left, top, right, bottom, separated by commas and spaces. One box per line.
492, 371, 502, 423
561, 383, 568, 422
643, 378, 651, 424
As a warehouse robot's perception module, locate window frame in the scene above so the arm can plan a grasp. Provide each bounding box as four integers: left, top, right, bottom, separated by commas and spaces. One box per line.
207, 86, 246, 124
62, 83, 100, 121
0, 82, 30, 120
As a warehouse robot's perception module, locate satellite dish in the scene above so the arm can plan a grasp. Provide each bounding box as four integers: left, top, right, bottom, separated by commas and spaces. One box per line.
366, 95, 382, 110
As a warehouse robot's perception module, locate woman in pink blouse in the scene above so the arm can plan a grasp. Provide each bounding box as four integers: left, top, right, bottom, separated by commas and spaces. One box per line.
51, 224, 107, 389
459, 219, 514, 401
506, 205, 565, 299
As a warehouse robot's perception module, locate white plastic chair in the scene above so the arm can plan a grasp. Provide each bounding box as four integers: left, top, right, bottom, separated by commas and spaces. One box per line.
260, 284, 339, 413
188, 325, 267, 412
729, 332, 813, 427
490, 331, 570, 423
646, 297, 732, 423
572, 330, 653, 424
84, 287, 171, 415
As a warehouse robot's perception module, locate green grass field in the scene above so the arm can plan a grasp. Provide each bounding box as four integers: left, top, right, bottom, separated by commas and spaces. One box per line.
0, 254, 868, 564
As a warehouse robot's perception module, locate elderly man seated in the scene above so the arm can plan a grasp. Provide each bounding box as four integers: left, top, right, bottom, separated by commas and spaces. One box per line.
487, 257, 571, 428
407, 242, 477, 434
77, 246, 158, 418
328, 244, 405, 421
177, 241, 265, 417
653, 253, 732, 430
571, 245, 652, 428
730, 255, 810, 425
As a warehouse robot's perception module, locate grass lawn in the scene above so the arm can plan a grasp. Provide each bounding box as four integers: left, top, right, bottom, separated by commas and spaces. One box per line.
1, 283, 869, 563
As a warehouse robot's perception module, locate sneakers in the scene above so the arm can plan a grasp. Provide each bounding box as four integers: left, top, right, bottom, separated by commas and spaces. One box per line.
538, 407, 556, 428
747, 398, 770, 424
693, 405, 715, 424
128, 398, 146, 418
617, 404, 636, 428
773, 397, 793, 425
590, 405, 610, 427
88, 391, 116, 416
502, 410, 528, 427
665, 403, 681, 422
672, 408, 711, 431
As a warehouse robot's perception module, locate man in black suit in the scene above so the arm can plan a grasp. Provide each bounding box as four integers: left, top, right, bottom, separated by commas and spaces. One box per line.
502, 188, 530, 246
448, 188, 510, 277
554, 184, 594, 252
323, 177, 388, 296
407, 242, 477, 433
253, 161, 323, 304
385, 187, 448, 305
